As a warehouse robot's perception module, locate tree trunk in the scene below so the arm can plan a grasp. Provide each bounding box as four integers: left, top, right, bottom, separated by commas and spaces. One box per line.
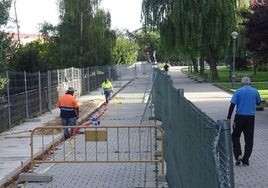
254, 61, 257, 75
192, 58, 198, 73
207, 58, 219, 80
200, 56, 204, 76
14, 1, 20, 43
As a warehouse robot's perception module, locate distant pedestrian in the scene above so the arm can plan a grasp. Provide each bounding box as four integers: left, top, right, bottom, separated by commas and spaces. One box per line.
101, 78, 113, 103
227, 77, 261, 166
56, 87, 79, 140
164, 63, 169, 74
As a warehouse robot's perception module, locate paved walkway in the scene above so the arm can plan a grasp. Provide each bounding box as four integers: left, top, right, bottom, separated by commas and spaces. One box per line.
0, 66, 268, 188
168, 67, 268, 188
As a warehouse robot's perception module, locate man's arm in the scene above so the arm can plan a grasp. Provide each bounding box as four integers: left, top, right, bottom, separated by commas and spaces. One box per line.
75, 107, 79, 118
256, 92, 262, 105
227, 103, 235, 120
109, 82, 113, 90
72, 97, 79, 118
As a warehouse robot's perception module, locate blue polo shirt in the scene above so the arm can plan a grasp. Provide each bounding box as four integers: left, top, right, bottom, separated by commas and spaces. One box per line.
231, 85, 261, 115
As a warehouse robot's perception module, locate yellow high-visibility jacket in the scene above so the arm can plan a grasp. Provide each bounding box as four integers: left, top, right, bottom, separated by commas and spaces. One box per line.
102, 81, 113, 91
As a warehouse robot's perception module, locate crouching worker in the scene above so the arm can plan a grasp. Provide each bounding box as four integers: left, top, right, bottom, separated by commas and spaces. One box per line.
101, 78, 113, 103
56, 87, 79, 140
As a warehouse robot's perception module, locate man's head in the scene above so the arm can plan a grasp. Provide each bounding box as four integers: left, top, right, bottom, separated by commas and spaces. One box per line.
66, 87, 75, 94
241, 77, 251, 85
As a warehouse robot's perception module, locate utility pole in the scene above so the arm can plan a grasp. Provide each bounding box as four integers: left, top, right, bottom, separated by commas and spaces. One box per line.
14, 0, 20, 43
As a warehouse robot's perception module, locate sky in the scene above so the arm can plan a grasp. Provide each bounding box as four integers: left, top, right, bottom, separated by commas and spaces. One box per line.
7, 0, 143, 34
100, 0, 143, 31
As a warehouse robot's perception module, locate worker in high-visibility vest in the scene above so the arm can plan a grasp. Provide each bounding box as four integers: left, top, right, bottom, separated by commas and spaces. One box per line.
101, 78, 113, 103
56, 87, 79, 140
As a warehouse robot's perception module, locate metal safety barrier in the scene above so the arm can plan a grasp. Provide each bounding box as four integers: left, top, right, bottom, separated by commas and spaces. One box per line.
30, 125, 164, 174
151, 68, 234, 188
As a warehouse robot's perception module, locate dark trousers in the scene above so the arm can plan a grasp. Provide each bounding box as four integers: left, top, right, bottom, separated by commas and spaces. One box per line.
231, 114, 255, 162
104, 91, 111, 103
61, 117, 76, 139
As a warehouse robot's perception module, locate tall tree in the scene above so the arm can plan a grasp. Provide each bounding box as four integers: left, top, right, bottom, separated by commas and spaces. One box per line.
112, 36, 139, 64
133, 30, 161, 62
142, 0, 237, 80
243, 1, 268, 66
57, 0, 115, 68
0, 0, 17, 71
0, 0, 11, 26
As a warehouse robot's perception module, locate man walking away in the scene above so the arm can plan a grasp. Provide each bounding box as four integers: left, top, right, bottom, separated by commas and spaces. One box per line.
101, 78, 113, 103
227, 77, 261, 166
56, 87, 79, 140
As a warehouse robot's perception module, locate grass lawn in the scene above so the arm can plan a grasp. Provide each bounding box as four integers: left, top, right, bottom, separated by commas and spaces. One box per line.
184, 66, 268, 101
259, 90, 268, 101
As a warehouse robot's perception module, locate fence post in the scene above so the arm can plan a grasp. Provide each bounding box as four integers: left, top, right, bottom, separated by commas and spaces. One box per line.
47, 70, 52, 111
38, 71, 42, 114
81, 68, 85, 95
6, 71, 11, 128
71, 67, 74, 87
87, 67, 90, 93
217, 119, 235, 188
177, 88, 184, 96
79, 68, 81, 96
24, 71, 29, 118
108, 67, 111, 80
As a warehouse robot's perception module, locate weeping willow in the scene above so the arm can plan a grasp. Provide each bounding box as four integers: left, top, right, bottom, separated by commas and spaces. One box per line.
57, 0, 115, 68
142, 0, 237, 80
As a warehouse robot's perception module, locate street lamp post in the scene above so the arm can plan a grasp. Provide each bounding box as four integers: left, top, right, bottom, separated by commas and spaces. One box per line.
231, 31, 238, 88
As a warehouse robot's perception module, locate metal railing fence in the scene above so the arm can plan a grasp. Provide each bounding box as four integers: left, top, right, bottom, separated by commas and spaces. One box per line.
151, 68, 234, 188
29, 125, 164, 174
0, 64, 145, 131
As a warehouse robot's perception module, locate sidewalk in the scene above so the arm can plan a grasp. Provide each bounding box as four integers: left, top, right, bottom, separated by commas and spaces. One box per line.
169, 67, 268, 188
17, 73, 164, 188
0, 76, 140, 187
0, 72, 167, 188
1, 66, 268, 188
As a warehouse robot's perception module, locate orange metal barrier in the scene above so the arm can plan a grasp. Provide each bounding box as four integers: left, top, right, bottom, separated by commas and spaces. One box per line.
30, 125, 164, 174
